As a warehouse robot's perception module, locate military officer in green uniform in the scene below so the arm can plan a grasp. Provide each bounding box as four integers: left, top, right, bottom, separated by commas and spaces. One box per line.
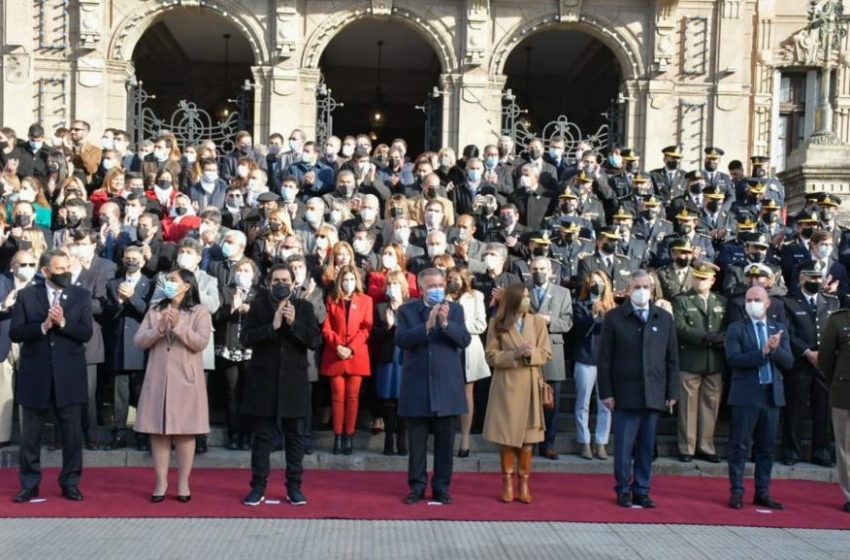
820, 308, 850, 513
652, 238, 695, 302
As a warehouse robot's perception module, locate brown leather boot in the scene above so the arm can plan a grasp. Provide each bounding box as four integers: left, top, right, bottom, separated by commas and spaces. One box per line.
499, 446, 516, 502
518, 445, 533, 504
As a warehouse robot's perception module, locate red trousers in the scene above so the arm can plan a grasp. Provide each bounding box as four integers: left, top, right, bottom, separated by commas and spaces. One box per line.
330, 375, 362, 435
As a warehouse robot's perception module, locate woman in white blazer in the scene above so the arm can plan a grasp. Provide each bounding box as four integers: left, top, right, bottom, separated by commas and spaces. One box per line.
446, 266, 490, 457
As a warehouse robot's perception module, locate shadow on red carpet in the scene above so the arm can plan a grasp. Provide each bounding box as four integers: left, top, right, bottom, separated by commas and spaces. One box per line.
0, 468, 847, 529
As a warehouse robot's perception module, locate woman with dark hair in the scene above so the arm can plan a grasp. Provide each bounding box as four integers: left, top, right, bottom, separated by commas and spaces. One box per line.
134, 267, 212, 503
483, 282, 552, 504
572, 270, 616, 460
320, 263, 373, 455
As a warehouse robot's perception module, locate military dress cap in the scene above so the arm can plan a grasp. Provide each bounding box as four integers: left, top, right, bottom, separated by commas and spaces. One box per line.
670, 238, 695, 253
799, 266, 825, 278
745, 262, 774, 278
743, 231, 770, 247
750, 155, 770, 166
675, 209, 698, 221
633, 174, 650, 184
620, 148, 639, 161
692, 260, 720, 279
797, 212, 820, 224
746, 179, 767, 194
612, 207, 634, 220
599, 225, 621, 240
559, 217, 581, 232
576, 171, 593, 183
642, 195, 661, 207
704, 147, 725, 159
806, 193, 822, 203
662, 145, 683, 158
558, 189, 578, 200
703, 185, 725, 199
760, 198, 781, 211
684, 170, 703, 183
530, 231, 552, 245
736, 217, 758, 231
257, 191, 281, 203
818, 193, 842, 207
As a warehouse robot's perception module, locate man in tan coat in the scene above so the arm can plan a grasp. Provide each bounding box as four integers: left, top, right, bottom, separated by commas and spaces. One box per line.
68, 120, 102, 184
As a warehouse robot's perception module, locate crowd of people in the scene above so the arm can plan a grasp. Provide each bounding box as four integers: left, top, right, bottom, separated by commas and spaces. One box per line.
1, 120, 850, 513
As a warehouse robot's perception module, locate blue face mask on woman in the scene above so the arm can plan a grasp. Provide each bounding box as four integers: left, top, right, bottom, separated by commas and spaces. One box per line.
426, 287, 445, 306
162, 280, 180, 300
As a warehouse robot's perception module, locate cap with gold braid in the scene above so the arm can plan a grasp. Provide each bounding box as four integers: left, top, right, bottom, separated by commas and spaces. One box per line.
736, 217, 758, 231
704, 147, 725, 159
662, 145, 683, 158
692, 260, 720, 279
703, 185, 725, 199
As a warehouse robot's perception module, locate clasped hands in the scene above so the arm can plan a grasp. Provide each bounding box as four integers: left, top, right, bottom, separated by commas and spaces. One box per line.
42, 303, 65, 332
272, 299, 296, 330
158, 307, 179, 334
426, 302, 449, 331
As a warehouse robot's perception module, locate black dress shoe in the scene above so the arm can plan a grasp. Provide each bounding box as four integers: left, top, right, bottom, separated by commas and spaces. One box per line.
239, 434, 251, 451
106, 435, 127, 451
304, 445, 314, 455
729, 494, 743, 510
433, 491, 453, 505
457, 448, 470, 458
47, 442, 62, 451
782, 457, 798, 467
177, 494, 192, 503
195, 436, 208, 454
403, 490, 425, 504
753, 494, 784, 510
678, 454, 693, 463
342, 434, 353, 455
632, 494, 656, 508
61, 486, 84, 501
137, 438, 150, 452
150, 494, 165, 503
811, 453, 835, 468
85, 441, 99, 451
695, 452, 722, 464
332, 434, 342, 455
13, 487, 39, 503
0, 441, 11, 448
616, 493, 632, 508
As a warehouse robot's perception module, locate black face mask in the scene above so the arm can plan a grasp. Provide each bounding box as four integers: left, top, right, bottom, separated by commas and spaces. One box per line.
801, 226, 815, 239
821, 210, 836, 222
46, 163, 59, 174
124, 261, 141, 274
665, 160, 679, 171
589, 283, 605, 296
674, 256, 691, 268
746, 194, 759, 204
705, 161, 718, 172
175, 206, 188, 216
15, 215, 31, 228
498, 146, 508, 158
390, 206, 405, 218
271, 283, 291, 301
562, 232, 575, 243
137, 226, 150, 240
753, 168, 766, 178
763, 213, 779, 224
269, 222, 282, 232
529, 148, 543, 160
749, 251, 766, 263
689, 184, 703, 195
642, 209, 659, 221
447, 280, 462, 294
706, 200, 720, 213
601, 241, 617, 255
532, 271, 547, 286
803, 281, 821, 294
49, 271, 72, 288
678, 224, 693, 235
531, 246, 547, 257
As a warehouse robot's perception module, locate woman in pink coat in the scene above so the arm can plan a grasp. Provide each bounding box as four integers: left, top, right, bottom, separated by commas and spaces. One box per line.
134, 268, 211, 503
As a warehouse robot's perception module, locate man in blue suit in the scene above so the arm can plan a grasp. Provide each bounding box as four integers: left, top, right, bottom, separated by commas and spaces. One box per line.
396, 268, 471, 505
10, 249, 93, 503
725, 285, 794, 510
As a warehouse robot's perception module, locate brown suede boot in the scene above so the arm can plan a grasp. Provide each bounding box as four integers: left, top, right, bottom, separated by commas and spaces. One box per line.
518, 445, 533, 504
499, 446, 516, 502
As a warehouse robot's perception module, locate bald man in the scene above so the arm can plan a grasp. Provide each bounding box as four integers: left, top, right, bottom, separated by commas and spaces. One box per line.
724, 286, 793, 511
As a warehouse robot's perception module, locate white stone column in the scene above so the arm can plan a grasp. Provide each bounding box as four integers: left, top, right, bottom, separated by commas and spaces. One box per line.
439, 72, 461, 150
455, 69, 505, 151
1, 0, 34, 132
264, 64, 312, 138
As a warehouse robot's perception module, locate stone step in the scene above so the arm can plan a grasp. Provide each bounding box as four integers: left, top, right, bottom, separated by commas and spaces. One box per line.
0, 445, 836, 484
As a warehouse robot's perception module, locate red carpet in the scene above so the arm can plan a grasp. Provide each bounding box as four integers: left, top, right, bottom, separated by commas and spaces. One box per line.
0, 468, 848, 529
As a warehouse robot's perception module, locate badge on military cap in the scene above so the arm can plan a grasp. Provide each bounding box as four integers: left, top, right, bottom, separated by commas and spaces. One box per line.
576, 172, 593, 183
819, 193, 841, 207
633, 174, 649, 184
692, 260, 720, 279
743, 231, 770, 247
530, 231, 552, 245
797, 212, 819, 224
560, 217, 581, 232
684, 170, 703, 183
750, 155, 769, 166
558, 189, 578, 200
703, 185, 725, 199
642, 195, 661, 207
620, 148, 639, 161
662, 145, 683, 158
704, 147, 725, 159
670, 238, 695, 252
736, 217, 757, 231
675, 209, 698, 221
746, 179, 767, 194
599, 225, 621, 240
760, 198, 780, 211
613, 207, 634, 221
745, 263, 774, 278
798, 266, 825, 279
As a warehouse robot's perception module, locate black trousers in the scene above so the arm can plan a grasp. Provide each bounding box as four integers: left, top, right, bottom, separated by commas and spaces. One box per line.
216, 359, 249, 438
782, 366, 831, 459
406, 415, 456, 495
249, 416, 304, 492
21, 403, 83, 490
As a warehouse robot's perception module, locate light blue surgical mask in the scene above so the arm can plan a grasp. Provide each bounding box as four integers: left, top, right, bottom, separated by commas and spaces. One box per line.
548, 148, 563, 161
608, 155, 622, 168
29, 140, 43, 152
818, 245, 832, 259
301, 152, 313, 165
162, 280, 180, 300
484, 156, 498, 169
425, 287, 445, 306
289, 139, 300, 152
467, 169, 481, 183
221, 242, 236, 258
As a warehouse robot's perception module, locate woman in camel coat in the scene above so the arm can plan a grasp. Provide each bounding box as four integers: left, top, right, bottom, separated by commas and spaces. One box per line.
134, 268, 211, 503
483, 283, 552, 505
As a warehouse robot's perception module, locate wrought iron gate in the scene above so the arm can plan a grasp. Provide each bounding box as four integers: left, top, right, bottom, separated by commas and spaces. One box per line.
315, 82, 343, 148
501, 89, 624, 156
416, 87, 443, 152
129, 79, 253, 155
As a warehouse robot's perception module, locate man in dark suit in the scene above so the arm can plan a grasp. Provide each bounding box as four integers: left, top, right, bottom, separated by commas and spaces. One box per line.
396, 268, 471, 505
649, 145, 687, 202
10, 249, 93, 502
598, 270, 679, 508
781, 267, 840, 467
725, 285, 794, 510
239, 264, 321, 507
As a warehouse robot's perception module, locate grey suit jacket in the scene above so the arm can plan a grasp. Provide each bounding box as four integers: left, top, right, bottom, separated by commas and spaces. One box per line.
530, 282, 573, 381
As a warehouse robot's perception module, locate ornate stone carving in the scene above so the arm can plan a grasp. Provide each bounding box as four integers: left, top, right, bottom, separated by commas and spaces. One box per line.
779, 28, 822, 66
372, 0, 392, 17
559, 0, 582, 23
4, 53, 31, 85
653, 0, 678, 72
464, 0, 489, 66
275, 0, 298, 58
78, 0, 102, 51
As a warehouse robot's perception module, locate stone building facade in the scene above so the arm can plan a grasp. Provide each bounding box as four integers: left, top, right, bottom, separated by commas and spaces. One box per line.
0, 0, 840, 173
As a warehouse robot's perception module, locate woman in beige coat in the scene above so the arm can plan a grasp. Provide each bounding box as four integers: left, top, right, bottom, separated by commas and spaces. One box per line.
134, 268, 211, 503
484, 283, 552, 504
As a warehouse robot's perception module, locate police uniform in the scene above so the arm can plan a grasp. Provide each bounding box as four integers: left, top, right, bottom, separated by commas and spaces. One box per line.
611, 208, 649, 269
549, 222, 594, 290
722, 233, 786, 298
667, 170, 705, 222
701, 147, 736, 210
510, 232, 564, 286
649, 145, 687, 202
748, 155, 785, 206
576, 226, 633, 292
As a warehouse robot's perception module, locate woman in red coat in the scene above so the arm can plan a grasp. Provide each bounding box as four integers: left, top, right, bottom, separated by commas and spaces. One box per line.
366, 243, 420, 304
321, 264, 373, 455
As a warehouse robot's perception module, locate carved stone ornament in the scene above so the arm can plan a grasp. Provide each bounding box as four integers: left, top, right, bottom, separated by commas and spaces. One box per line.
653, 0, 677, 72
464, 0, 489, 66
779, 28, 823, 66
78, 0, 102, 51
560, 0, 582, 23
4, 54, 30, 85
77, 55, 104, 88
275, 0, 297, 58
372, 0, 392, 17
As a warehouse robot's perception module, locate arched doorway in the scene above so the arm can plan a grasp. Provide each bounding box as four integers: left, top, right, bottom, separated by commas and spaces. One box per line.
502, 28, 623, 155
130, 8, 255, 148
318, 18, 442, 154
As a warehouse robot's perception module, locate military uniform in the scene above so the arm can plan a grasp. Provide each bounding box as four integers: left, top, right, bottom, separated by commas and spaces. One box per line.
577, 251, 632, 292
819, 309, 850, 506
671, 274, 727, 460
653, 262, 695, 302
549, 231, 594, 290
723, 258, 786, 298
652, 232, 715, 269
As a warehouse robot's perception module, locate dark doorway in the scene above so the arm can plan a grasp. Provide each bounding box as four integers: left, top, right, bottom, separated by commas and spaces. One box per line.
319, 19, 442, 154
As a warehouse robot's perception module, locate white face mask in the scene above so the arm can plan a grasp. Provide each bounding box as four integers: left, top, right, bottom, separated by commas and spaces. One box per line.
282, 187, 297, 202
425, 211, 442, 228
234, 271, 253, 290
203, 170, 218, 183
484, 254, 501, 271
630, 287, 651, 307
305, 209, 321, 225
381, 254, 398, 270
15, 265, 36, 283
745, 301, 766, 320
236, 165, 249, 178
176, 253, 197, 271
315, 237, 329, 251
101, 138, 114, 150
427, 245, 445, 258
342, 279, 356, 295
359, 208, 376, 222
17, 190, 35, 202
393, 229, 410, 244
184, 152, 197, 164
293, 268, 307, 285
341, 145, 354, 158
330, 209, 342, 224
352, 239, 371, 256
387, 284, 401, 301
